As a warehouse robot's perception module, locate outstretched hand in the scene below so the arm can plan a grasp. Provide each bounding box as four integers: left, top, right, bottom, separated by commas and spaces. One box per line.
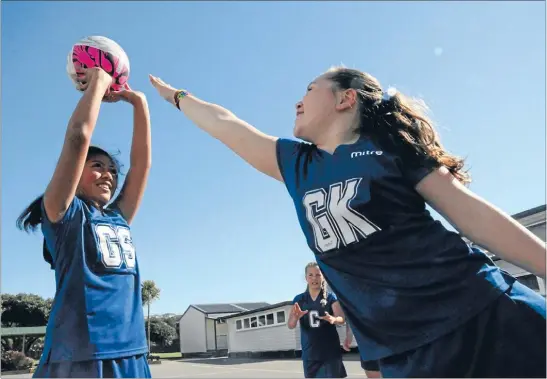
290, 303, 308, 320
319, 312, 336, 324
149, 74, 178, 105
103, 83, 146, 105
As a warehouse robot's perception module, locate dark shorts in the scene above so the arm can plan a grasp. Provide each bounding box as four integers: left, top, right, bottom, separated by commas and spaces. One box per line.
33, 354, 151, 378
361, 358, 380, 372
303, 356, 347, 378
378, 281, 546, 377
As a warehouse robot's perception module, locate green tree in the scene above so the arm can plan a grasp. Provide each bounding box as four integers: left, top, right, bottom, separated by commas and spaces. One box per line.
144, 319, 177, 348
1, 293, 53, 354
1, 293, 52, 327
141, 281, 161, 352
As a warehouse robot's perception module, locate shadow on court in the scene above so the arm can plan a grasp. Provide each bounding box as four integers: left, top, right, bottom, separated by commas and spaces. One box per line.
177, 351, 363, 366
5, 355, 368, 378
156, 354, 368, 378
177, 356, 287, 365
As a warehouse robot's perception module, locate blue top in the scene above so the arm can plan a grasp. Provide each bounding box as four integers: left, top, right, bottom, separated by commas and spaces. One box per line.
276, 136, 513, 360
293, 290, 342, 361
40, 197, 147, 362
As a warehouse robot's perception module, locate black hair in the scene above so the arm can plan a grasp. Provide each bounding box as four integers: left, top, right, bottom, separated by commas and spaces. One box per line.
16, 146, 122, 268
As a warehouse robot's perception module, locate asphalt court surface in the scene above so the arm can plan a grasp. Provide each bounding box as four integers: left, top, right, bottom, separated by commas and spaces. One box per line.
9, 355, 369, 378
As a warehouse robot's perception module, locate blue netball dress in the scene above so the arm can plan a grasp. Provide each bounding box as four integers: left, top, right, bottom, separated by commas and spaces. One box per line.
276, 136, 546, 377
33, 197, 150, 378
293, 291, 347, 378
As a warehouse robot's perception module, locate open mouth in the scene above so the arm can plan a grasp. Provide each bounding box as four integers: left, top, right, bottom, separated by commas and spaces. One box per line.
96, 183, 112, 192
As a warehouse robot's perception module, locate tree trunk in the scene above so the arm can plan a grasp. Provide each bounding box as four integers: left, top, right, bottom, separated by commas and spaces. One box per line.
147, 302, 151, 353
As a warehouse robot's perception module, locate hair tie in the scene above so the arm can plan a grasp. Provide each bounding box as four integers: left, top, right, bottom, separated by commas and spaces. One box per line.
382, 87, 397, 102
374, 87, 397, 115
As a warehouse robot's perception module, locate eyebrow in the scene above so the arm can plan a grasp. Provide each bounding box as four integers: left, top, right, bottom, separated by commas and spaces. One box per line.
90, 160, 117, 169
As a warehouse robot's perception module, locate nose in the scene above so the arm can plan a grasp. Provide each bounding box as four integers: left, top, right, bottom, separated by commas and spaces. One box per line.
295, 101, 303, 111
101, 169, 114, 180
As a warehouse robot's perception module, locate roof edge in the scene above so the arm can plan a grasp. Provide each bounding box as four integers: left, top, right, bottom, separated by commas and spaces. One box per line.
512, 205, 546, 220
221, 301, 293, 320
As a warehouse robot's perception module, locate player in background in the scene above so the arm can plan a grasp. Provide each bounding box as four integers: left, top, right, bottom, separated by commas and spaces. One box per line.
343, 324, 381, 378
288, 262, 347, 378
149, 66, 546, 377
17, 67, 152, 378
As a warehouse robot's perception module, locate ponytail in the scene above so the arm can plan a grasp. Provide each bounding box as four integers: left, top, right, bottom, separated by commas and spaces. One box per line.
16, 195, 54, 269
320, 279, 328, 307
16, 195, 44, 232
327, 67, 471, 185
369, 92, 470, 185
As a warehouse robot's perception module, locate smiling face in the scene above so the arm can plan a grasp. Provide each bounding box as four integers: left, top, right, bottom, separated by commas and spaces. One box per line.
77, 153, 119, 207
305, 264, 324, 292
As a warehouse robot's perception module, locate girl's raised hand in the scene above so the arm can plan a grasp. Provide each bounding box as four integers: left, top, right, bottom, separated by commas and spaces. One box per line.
149, 74, 178, 105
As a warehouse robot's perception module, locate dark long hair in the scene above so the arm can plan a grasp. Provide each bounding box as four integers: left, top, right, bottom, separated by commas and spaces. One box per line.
16, 146, 122, 268
327, 67, 470, 184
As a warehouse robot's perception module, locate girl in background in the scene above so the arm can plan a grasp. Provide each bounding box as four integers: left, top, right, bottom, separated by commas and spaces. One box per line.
288, 262, 347, 378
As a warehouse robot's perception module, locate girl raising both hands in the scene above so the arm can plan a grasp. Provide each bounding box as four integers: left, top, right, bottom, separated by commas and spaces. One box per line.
18, 67, 152, 378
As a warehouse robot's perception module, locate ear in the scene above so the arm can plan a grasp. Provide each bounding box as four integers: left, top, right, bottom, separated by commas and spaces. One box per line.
335, 89, 357, 111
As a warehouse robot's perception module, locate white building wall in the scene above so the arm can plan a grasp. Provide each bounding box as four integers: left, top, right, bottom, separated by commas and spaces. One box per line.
179, 307, 206, 354
205, 318, 216, 351
227, 305, 298, 353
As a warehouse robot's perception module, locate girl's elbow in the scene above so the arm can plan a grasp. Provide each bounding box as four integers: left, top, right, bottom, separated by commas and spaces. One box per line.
67, 123, 93, 146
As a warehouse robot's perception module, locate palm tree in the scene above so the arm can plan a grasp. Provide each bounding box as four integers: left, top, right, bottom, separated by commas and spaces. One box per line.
141, 280, 161, 353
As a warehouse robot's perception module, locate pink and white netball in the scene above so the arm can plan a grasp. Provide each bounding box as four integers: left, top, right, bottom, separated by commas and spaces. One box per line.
66, 36, 130, 91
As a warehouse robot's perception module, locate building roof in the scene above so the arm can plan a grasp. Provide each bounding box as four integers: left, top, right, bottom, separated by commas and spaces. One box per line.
180, 302, 270, 319
221, 301, 293, 320
512, 204, 546, 220
193, 302, 270, 314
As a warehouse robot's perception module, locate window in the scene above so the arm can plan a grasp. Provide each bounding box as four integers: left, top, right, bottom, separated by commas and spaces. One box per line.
516, 274, 540, 291
235, 309, 288, 332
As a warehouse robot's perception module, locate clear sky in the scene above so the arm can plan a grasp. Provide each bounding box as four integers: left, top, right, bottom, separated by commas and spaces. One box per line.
2, 1, 545, 316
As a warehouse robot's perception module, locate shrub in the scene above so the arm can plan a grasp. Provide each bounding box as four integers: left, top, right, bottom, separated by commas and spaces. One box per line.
1, 350, 33, 371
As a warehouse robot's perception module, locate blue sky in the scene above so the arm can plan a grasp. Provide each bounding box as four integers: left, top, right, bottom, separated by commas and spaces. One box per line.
2, 2, 545, 316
